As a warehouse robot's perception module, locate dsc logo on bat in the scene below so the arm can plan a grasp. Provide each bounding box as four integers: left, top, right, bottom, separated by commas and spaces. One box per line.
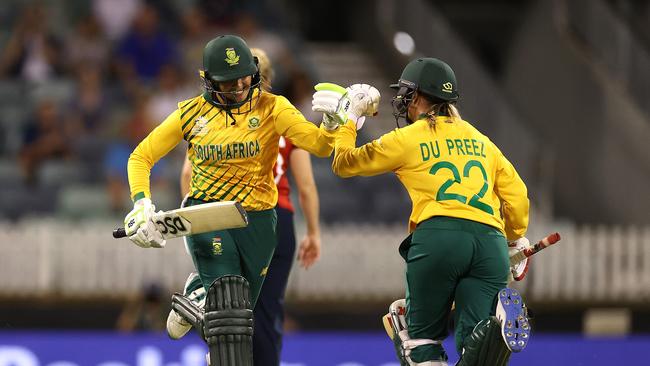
154, 215, 191, 236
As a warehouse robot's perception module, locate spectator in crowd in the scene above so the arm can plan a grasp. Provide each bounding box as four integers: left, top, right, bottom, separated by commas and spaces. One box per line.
146, 63, 195, 123
234, 13, 297, 94
195, 0, 252, 26
63, 14, 111, 73
115, 2, 178, 88
178, 4, 214, 77
104, 94, 167, 213
19, 99, 69, 183
66, 64, 108, 138
93, 0, 141, 41
0, 3, 63, 83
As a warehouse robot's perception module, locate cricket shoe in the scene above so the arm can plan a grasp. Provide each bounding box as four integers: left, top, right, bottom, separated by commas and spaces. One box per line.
495, 288, 530, 352
167, 272, 206, 339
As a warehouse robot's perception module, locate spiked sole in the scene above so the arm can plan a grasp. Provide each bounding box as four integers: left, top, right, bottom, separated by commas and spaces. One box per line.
495, 288, 530, 352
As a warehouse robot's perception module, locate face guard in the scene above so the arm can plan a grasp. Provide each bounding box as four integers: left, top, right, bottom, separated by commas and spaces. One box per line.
390, 79, 417, 127
201, 67, 262, 114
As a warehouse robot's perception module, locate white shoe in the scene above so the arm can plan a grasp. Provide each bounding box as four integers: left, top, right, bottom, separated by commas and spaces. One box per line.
166, 308, 192, 339
166, 272, 206, 339
495, 288, 530, 352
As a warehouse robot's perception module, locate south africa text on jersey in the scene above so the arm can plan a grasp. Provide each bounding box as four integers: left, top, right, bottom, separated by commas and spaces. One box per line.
194, 140, 261, 161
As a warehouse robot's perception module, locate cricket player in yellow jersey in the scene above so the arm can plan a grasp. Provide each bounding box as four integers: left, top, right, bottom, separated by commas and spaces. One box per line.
170, 48, 325, 366
316, 58, 532, 366
121, 35, 378, 365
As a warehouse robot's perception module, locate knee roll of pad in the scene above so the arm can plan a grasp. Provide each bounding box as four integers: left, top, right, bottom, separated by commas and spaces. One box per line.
204, 275, 253, 366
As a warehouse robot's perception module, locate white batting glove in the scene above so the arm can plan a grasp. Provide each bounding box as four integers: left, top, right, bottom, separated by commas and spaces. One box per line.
345, 83, 380, 130
124, 198, 166, 248
508, 237, 530, 281
312, 82, 381, 131
312, 82, 349, 130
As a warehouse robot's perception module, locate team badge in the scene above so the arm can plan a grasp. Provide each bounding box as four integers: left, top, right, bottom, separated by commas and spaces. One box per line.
442, 82, 454, 93
224, 48, 240, 66
248, 116, 261, 130
191, 116, 209, 136
212, 236, 223, 255
260, 266, 268, 276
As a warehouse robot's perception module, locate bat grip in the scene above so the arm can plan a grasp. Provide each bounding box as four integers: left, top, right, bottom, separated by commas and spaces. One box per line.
113, 228, 127, 239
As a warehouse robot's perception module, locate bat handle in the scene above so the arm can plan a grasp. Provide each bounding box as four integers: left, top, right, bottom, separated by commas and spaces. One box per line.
546, 232, 561, 244
113, 228, 127, 239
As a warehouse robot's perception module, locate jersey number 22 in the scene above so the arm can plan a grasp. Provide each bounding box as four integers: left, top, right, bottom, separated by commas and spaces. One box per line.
429, 160, 494, 214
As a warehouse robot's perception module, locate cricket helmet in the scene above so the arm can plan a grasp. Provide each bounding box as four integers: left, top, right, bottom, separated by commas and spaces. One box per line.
201, 35, 261, 112
391, 58, 459, 124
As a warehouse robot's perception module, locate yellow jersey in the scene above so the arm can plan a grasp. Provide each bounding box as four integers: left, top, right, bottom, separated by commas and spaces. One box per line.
128, 91, 335, 211
332, 116, 529, 239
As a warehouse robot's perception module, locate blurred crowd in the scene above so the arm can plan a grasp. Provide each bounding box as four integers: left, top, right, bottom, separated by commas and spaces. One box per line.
0, 0, 318, 218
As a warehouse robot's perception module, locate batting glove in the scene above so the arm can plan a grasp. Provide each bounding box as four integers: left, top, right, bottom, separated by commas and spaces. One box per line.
345, 83, 380, 130
124, 198, 166, 248
312, 82, 349, 130
508, 237, 530, 281
312, 82, 381, 131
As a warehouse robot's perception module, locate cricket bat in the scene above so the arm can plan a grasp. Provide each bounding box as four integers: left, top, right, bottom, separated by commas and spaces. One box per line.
113, 201, 249, 239
509, 232, 561, 265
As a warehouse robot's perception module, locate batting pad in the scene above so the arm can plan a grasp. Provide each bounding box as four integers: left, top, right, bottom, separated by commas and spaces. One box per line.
456, 317, 511, 366
204, 275, 254, 366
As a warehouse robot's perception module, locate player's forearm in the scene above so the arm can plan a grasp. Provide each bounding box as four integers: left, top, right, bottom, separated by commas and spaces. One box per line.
499, 175, 530, 239
128, 147, 154, 201
502, 197, 530, 240
275, 108, 335, 157
331, 122, 360, 177
298, 184, 320, 237
285, 123, 335, 158
495, 153, 530, 239
332, 122, 397, 178
128, 110, 184, 200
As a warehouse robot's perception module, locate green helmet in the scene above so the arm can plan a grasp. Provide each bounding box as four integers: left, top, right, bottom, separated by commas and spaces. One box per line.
391, 58, 459, 124
201, 35, 261, 111
203, 35, 258, 82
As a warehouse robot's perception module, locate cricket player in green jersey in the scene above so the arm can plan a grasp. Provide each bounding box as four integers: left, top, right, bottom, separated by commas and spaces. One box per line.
122, 35, 379, 365
315, 58, 532, 366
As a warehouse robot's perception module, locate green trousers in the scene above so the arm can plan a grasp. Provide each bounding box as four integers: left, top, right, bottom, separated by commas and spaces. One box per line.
183, 198, 277, 306
399, 216, 509, 363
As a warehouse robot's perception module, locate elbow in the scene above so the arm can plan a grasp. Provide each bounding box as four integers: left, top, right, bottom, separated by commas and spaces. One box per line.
128, 148, 152, 169
313, 146, 333, 158
331, 148, 362, 178
334, 170, 354, 178
297, 184, 317, 203
181, 169, 191, 182
180, 170, 191, 190
331, 161, 354, 178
